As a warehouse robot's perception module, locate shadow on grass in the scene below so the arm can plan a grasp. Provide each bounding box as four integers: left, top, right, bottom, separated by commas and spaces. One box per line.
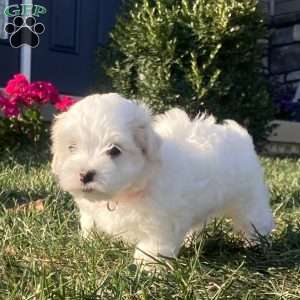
0, 141, 51, 168
0, 189, 49, 209
180, 222, 300, 273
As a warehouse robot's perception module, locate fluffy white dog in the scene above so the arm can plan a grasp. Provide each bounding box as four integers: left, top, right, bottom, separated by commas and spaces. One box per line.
51, 93, 274, 265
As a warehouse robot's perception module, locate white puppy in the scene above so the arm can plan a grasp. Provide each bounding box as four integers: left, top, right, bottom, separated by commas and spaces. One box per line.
51, 93, 274, 265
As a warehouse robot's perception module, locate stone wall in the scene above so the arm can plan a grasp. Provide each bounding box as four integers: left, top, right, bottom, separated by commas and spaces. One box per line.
263, 0, 300, 95
261, 1, 300, 154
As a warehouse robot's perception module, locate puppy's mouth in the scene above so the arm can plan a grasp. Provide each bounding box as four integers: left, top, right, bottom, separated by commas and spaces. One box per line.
82, 186, 94, 193
80, 182, 97, 193
80, 183, 107, 196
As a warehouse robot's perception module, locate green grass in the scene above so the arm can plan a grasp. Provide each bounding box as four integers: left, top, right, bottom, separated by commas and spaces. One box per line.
0, 146, 300, 299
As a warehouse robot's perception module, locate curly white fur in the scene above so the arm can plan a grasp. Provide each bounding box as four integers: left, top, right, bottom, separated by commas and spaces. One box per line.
51, 93, 274, 265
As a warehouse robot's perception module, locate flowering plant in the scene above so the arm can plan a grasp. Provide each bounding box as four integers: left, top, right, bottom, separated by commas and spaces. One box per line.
0, 74, 75, 147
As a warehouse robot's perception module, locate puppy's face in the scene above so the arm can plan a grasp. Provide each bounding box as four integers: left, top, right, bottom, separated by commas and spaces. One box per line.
51, 94, 160, 200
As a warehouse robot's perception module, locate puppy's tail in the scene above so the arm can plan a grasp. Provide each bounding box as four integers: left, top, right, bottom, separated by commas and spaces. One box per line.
154, 108, 192, 139
155, 109, 219, 141
223, 120, 249, 137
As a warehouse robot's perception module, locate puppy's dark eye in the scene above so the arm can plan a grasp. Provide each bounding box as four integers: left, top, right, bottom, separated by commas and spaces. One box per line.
68, 144, 76, 152
106, 145, 121, 158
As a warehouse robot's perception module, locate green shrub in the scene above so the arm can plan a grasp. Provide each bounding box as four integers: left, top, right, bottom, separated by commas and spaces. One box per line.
99, 0, 274, 144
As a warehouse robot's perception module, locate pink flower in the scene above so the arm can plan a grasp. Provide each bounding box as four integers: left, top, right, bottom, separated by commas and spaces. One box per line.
25, 81, 59, 105
5, 73, 29, 97
3, 103, 20, 118
0, 94, 6, 107
2, 73, 75, 118
9, 95, 22, 105
55, 96, 76, 112
0, 94, 20, 118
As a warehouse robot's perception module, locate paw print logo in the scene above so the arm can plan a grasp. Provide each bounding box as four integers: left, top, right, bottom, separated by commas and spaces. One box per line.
5, 16, 45, 48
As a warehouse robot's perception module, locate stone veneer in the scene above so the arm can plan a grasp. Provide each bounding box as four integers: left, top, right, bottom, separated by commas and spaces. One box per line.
259, 1, 300, 155
261, 0, 300, 97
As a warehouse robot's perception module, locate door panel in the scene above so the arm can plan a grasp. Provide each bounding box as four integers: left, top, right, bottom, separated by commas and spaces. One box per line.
50, 0, 79, 52
31, 0, 121, 96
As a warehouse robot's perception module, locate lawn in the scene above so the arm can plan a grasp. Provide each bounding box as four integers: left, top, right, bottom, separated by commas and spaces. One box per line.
0, 146, 300, 300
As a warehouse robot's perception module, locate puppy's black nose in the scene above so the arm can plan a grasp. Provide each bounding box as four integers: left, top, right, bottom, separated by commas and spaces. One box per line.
80, 170, 96, 184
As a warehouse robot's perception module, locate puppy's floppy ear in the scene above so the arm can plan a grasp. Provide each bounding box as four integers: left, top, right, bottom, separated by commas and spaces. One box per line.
134, 124, 161, 161
51, 112, 67, 175
132, 104, 161, 161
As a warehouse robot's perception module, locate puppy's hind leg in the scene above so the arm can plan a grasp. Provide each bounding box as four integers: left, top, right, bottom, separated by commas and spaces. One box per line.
184, 223, 205, 248
229, 186, 275, 242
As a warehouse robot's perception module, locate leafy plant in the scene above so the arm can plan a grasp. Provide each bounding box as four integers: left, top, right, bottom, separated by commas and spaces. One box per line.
99, 0, 274, 144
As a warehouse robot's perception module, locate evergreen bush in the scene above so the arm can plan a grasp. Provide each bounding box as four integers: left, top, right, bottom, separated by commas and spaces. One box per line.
99, 0, 274, 144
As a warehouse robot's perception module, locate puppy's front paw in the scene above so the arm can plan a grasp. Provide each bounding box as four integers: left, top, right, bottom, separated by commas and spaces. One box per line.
80, 227, 94, 238
133, 241, 178, 271
133, 251, 176, 273
79, 212, 95, 238
133, 249, 163, 272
